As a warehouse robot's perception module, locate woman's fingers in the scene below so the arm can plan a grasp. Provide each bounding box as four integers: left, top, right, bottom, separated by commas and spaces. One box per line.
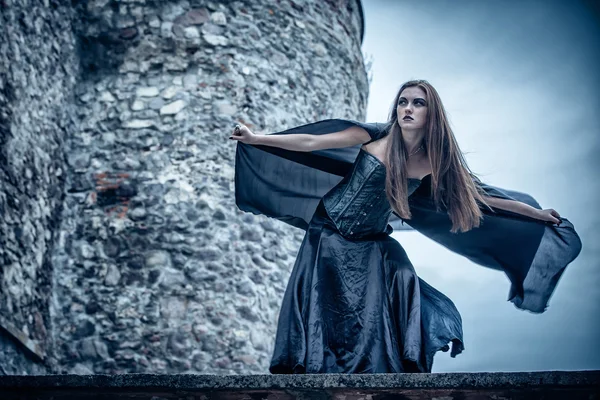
545, 209, 561, 225
230, 123, 253, 142
229, 124, 242, 140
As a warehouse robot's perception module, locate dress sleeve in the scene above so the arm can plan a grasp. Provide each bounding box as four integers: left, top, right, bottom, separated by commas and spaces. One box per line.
360, 121, 389, 144
405, 176, 582, 314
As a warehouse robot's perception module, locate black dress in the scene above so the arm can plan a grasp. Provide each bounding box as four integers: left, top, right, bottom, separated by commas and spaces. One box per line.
233, 119, 582, 374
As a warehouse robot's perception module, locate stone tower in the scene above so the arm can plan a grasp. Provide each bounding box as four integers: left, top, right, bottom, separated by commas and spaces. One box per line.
1, 0, 369, 374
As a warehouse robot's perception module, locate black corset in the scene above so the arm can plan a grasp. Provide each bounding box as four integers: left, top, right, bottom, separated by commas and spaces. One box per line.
321, 149, 420, 239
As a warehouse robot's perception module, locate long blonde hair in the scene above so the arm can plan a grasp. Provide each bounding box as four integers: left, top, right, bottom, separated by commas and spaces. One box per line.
384, 80, 489, 233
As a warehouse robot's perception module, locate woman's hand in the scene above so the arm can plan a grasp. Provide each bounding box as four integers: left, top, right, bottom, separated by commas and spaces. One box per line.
229, 124, 258, 144
483, 196, 562, 225
535, 208, 562, 225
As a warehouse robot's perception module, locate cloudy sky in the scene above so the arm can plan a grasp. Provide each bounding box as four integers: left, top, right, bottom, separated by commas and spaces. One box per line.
361, 0, 599, 372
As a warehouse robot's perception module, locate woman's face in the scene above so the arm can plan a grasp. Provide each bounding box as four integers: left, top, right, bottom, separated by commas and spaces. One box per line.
396, 86, 428, 131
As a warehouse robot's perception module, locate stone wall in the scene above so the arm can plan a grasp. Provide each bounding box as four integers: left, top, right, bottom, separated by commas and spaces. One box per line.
0, 0, 79, 374
1, 0, 368, 375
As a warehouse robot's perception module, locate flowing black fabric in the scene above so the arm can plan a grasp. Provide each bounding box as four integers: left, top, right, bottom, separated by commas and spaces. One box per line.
234, 119, 412, 231
233, 118, 582, 373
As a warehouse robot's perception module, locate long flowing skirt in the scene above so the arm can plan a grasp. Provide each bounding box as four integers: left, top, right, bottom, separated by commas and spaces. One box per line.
269, 201, 464, 374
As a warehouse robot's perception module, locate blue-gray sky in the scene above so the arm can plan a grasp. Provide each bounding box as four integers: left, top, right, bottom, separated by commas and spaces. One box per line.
361, 0, 600, 372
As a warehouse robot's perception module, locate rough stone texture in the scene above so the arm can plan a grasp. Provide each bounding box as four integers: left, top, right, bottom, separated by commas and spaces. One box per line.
1, 371, 599, 399
0, 0, 80, 374
1, 0, 368, 374
0, 330, 46, 376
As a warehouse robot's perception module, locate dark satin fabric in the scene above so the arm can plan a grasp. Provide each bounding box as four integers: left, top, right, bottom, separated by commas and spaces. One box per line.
234, 118, 582, 373
268, 149, 463, 373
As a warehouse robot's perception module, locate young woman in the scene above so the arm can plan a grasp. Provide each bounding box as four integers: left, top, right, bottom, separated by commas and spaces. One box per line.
230, 80, 581, 373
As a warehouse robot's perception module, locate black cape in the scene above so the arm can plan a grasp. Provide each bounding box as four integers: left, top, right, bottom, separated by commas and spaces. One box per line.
234, 118, 582, 314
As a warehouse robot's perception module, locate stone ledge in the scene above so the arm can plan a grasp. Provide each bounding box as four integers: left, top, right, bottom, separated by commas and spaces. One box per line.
1, 371, 598, 399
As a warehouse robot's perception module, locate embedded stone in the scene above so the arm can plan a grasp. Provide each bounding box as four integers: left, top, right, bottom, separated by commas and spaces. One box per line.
127, 255, 145, 270
250, 330, 269, 351
314, 43, 328, 57
115, 15, 135, 29
159, 268, 186, 288
168, 331, 192, 358
122, 119, 153, 129
259, 219, 277, 232
128, 207, 147, 220
104, 264, 120, 286
182, 74, 196, 89
164, 56, 189, 71
95, 340, 109, 359
201, 23, 223, 35
237, 354, 257, 365
148, 16, 161, 28
176, 8, 210, 26
212, 209, 226, 220
240, 227, 261, 242
160, 21, 173, 37
148, 97, 165, 110
148, 270, 161, 284
197, 246, 221, 261
160, 100, 186, 115
203, 34, 228, 46
236, 280, 256, 296
145, 250, 172, 268
162, 3, 186, 21
237, 305, 259, 321
85, 302, 100, 315
131, 100, 145, 110
120, 27, 138, 40
211, 12, 227, 26
69, 363, 93, 375
271, 51, 288, 66
214, 356, 231, 369
99, 91, 116, 102
67, 153, 90, 170
263, 249, 277, 262
79, 338, 97, 360
119, 60, 141, 73
75, 320, 95, 338
248, 270, 264, 285
77, 242, 95, 260
184, 26, 200, 39
133, 109, 158, 120
103, 238, 121, 258
161, 86, 179, 99
136, 87, 159, 97
251, 255, 270, 269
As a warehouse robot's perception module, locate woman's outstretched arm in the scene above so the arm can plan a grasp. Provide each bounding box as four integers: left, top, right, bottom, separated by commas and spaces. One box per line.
482, 195, 561, 224
229, 124, 371, 151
